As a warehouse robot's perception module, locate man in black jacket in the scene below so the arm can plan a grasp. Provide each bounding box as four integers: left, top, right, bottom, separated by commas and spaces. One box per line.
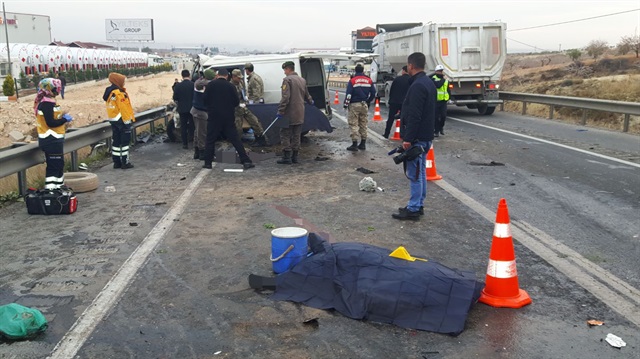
392, 52, 436, 221
383, 66, 410, 138
172, 70, 195, 149
201, 69, 254, 170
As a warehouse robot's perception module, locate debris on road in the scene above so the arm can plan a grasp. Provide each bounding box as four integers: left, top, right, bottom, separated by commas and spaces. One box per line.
315, 156, 329, 161
604, 333, 626, 348
129, 222, 138, 227
0, 303, 48, 340
224, 169, 244, 173
359, 177, 377, 192
303, 318, 319, 328
356, 167, 376, 174
587, 319, 604, 326
177, 163, 186, 167
78, 163, 88, 170
469, 161, 505, 166
104, 186, 116, 193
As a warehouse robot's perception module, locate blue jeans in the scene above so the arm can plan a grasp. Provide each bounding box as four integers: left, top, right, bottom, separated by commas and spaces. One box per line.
405, 141, 431, 212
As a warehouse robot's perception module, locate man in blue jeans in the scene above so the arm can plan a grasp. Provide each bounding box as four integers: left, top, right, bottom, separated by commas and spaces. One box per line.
392, 52, 436, 221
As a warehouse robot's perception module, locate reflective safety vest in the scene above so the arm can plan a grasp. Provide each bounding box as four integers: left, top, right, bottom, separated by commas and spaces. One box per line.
432, 75, 450, 101
106, 88, 136, 123
36, 104, 65, 139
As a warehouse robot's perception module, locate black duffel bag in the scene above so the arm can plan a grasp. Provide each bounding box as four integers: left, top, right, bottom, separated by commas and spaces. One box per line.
25, 187, 77, 215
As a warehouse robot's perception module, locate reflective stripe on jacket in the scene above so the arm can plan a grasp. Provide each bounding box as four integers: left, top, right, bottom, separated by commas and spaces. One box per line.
36, 105, 65, 139
106, 89, 136, 123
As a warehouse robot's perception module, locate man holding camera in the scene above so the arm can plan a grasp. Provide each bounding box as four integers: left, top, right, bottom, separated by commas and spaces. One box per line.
392, 52, 437, 221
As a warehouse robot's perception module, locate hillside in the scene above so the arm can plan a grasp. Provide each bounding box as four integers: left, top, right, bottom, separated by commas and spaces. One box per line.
500, 52, 640, 132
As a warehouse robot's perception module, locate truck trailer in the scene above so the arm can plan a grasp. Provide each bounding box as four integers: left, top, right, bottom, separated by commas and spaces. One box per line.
371, 22, 507, 115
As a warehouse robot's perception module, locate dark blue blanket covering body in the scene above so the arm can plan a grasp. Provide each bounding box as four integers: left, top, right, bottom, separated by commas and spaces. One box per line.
272, 234, 483, 335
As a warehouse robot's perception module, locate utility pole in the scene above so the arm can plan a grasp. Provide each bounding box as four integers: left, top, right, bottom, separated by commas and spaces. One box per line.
2, 1, 18, 98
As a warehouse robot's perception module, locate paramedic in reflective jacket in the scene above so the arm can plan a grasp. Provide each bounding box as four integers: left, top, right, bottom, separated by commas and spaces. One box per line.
35, 78, 71, 190
103, 72, 136, 169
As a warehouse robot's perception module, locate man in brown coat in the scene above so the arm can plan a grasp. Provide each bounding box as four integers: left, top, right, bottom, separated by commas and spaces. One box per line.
276, 61, 314, 164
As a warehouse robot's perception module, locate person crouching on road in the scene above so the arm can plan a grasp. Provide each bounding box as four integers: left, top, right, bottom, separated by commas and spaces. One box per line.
230, 69, 268, 147
190, 69, 215, 160
103, 72, 136, 169
35, 78, 72, 190
392, 52, 436, 221
276, 61, 314, 165
344, 63, 376, 151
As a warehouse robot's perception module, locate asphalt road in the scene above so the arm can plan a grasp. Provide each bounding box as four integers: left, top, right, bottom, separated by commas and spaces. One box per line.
0, 95, 638, 358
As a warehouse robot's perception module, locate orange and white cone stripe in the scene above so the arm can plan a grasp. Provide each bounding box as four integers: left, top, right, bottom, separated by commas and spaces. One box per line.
479, 198, 532, 308
373, 99, 382, 121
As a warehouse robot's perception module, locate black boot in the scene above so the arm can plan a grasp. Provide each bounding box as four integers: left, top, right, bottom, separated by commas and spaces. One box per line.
277, 150, 292, 165
346, 141, 359, 151
358, 139, 366, 150
291, 150, 299, 164
193, 147, 200, 160
252, 135, 268, 147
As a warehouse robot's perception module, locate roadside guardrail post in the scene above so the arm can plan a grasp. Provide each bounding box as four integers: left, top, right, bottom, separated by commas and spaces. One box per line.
522, 102, 527, 115
17, 170, 27, 196
581, 109, 588, 126
623, 114, 630, 133
500, 102, 504, 112
70, 150, 79, 171
549, 105, 554, 120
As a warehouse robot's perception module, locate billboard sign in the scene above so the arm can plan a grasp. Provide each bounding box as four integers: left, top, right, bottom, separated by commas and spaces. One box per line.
105, 19, 154, 41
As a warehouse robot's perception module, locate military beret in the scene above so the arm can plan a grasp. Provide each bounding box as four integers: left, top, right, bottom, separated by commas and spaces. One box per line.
204, 69, 215, 80
282, 61, 295, 69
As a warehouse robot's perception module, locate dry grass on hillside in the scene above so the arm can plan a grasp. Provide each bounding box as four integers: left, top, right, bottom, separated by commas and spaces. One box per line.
501, 53, 640, 133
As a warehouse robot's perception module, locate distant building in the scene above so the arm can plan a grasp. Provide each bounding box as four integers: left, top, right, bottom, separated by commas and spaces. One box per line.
49, 41, 115, 49
0, 12, 51, 45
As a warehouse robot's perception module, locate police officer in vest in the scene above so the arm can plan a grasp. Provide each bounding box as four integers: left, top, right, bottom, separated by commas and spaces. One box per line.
431, 65, 449, 137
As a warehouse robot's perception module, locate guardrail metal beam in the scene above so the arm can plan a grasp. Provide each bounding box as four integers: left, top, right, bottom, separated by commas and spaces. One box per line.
0, 106, 167, 194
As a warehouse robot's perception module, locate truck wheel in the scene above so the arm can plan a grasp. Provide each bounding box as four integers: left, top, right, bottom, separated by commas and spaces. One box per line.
477, 105, 496, 115
64, 172, 99, 193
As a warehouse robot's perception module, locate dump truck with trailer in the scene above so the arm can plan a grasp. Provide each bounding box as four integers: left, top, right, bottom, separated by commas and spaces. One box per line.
371, 22, 507, 115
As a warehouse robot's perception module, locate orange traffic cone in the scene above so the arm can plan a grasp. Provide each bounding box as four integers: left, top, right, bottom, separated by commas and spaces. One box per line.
390, 119, 401, 141
425, 145, 442, 181
479, 198, 532, 308
333, 91, 340, 105
372, 99, 382, 121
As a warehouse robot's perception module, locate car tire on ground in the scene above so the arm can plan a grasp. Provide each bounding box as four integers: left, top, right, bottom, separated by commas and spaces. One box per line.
64, 172, 99, 193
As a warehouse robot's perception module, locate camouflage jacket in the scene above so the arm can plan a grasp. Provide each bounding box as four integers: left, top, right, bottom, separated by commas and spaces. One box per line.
246, 72, 264, 102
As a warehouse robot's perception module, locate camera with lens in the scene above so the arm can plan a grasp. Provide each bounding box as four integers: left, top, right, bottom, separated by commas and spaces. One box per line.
388, 145, 425, 164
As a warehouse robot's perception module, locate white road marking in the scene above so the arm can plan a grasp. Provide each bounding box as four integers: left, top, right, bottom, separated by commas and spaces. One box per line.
585, 159, 635, 170
449, 116, 640, 169
334, 108, 640, 327
438, 180, 640, 327
48, 167, 213, 359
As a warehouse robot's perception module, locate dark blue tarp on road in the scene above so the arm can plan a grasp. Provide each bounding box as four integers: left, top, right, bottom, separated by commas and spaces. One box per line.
246, 103, 332, 145
272, 234, 483, 336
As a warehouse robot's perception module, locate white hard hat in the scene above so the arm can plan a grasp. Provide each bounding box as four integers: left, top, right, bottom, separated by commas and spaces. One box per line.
435, 65, 444, 71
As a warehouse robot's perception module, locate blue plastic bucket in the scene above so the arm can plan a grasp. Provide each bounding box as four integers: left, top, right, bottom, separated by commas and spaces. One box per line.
270, 227, 309, 274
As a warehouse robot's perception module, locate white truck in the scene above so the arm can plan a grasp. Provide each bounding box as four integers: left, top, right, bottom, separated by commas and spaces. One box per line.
371, 22, 507, 115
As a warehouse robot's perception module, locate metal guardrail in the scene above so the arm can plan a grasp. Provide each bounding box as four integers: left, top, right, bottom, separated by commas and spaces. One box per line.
0, 106, 168, 195
499, 91, 640, 132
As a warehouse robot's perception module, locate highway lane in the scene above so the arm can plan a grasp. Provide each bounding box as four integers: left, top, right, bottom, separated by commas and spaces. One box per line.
332, 90, 639, 290
1, 90, 637, 357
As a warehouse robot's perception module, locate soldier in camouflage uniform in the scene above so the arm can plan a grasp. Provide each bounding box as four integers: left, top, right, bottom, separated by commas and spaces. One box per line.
244, 62, 264, 103
231, 69, 268, 146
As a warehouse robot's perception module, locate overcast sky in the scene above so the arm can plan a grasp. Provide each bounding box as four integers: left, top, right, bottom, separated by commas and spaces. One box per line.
5, 0, 640, 53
